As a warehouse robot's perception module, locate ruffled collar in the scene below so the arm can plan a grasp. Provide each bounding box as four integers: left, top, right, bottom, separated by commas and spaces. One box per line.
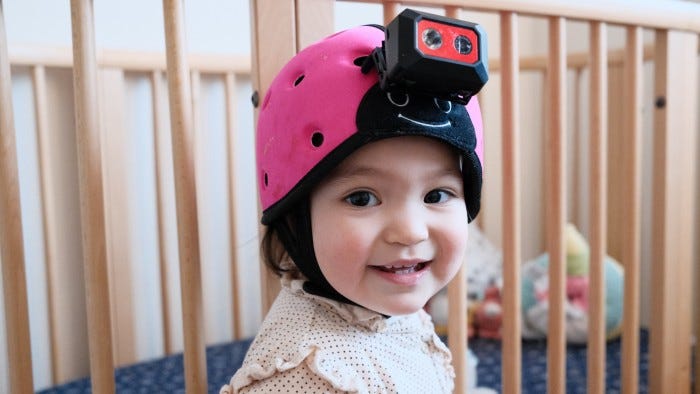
281, 275, 429, 334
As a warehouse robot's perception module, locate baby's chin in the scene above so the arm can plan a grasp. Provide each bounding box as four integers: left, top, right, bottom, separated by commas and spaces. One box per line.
358, 297, 434, 317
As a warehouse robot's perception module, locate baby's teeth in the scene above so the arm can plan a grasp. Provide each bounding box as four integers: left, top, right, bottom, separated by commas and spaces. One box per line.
376, 263, 426, 274
394, 266, 415, 274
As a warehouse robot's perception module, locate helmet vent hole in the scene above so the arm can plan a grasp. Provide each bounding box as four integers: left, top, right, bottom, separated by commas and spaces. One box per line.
293, 74, 305, 86
311, 132, 324, 148
263, 172, 269, 187
353, 56, 368, 67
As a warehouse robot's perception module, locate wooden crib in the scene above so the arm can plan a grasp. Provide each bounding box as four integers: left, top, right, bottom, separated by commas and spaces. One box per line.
1, 0, 699, 393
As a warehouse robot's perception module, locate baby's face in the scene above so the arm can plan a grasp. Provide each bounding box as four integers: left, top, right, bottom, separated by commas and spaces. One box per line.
310, 136, 469, 316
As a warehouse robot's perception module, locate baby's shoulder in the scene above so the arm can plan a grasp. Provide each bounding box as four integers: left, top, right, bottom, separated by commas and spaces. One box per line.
228, 288, 371, 392
229, 288, 454, 393
250, 286, 376, 353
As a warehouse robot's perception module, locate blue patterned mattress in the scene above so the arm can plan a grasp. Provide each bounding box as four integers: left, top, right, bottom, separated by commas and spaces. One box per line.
467, 329, 649, 393
40, 331, 650, 393
38, 338, 254, 394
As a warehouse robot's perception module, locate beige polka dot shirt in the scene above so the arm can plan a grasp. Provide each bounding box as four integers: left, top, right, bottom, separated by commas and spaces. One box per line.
220, 278, 455, 393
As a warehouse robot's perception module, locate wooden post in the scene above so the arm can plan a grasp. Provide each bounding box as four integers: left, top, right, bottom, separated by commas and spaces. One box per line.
383, 2, 401, 26
249, 0, 296, 315
500, 10, 522, 394
296, 0, 334, 50
620, 26, 643, 394
224, 72, 243, 339
162, 1, 208, 392
441, 8, 468, 393
545, 16, 567, 394
649, 28, 698, 394
0, 1, 35, 392
32, 64, 59, 386
69, 0, 116, 391
150, 70, 173, 355
587, 20, 608, 394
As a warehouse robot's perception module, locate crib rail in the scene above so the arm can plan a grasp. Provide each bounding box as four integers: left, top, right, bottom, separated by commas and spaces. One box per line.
344, 0, 700, 32
1, 0, 698, 393
9, 45, 249, 73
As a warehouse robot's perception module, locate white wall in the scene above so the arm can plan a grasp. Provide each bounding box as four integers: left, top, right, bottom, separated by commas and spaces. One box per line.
5, 0, 251, 54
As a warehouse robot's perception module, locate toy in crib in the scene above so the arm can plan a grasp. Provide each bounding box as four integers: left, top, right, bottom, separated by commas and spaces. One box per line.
427, 223, 503, 337
473, 285, 503, 339
521, 224, 624, 343
428, 223, 623, 343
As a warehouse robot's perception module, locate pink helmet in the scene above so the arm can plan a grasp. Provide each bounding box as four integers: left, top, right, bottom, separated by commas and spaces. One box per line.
257, 25, 484, 224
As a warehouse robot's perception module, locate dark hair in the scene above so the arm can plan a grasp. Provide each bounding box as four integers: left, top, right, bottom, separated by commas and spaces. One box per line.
260, 199, 311, 278
260, 225, 285, 276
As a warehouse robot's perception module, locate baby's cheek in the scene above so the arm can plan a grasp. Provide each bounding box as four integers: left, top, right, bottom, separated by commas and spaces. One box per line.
442, 224, 469, 272
318, 226, 370, 266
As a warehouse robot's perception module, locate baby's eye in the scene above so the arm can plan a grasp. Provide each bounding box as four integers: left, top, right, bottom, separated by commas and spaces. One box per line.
345, 191, 379, 207
424, 189, 453, 204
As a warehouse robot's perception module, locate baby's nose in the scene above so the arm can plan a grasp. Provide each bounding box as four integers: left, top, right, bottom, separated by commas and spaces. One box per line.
383, 205, 429, 246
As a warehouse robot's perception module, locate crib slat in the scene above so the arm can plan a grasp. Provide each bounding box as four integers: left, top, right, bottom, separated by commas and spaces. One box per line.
546, 16, 567, 394
250, 0, 296, 315
619, 25, 643, 394
162, 1, 208, 392
649, 29, 697, 394
100, 68, 138, 367
696, 233, 700, 394
151, 70, 173, 355
224, 73, 243, 339
499, 10, 522, 394
697, 239, 700, 394
296, 0, 335, 49
190, 70, 201, 209
69, 0, 116, 391
447, 262, 468, 393
250, 0, 296, 99
32, 64, 60, 386
441, 8, 474, 393
571, 69, 582, 225
443, 8, 468, 393
0, 2, 35, 393
383, 2, 400, 26
587, 21, 608, 394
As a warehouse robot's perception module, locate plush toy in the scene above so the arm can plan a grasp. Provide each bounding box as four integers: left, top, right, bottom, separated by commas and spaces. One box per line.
521, 224, 624, 343
426, 289, 479, 339
427, 223, 503, 338
473, 285, 503, 339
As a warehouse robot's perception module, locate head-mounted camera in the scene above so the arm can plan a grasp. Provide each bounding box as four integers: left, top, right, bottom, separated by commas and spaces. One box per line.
362, 8, 489, 104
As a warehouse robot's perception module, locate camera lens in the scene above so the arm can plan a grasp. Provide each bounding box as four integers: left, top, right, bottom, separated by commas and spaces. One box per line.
454, 35, 472, 55
422, 28, 442, 50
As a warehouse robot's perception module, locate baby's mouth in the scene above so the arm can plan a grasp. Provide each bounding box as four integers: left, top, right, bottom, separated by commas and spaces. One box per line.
372, 262, 429, 274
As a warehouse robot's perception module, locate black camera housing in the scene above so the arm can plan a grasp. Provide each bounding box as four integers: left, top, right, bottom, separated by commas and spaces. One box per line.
375, 8, 489, 104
